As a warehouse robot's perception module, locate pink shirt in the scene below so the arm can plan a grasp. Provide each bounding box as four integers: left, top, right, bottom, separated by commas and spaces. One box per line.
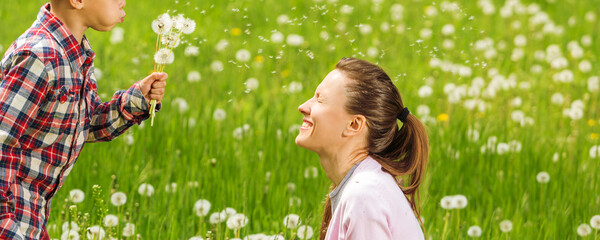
325, 156, 425, 240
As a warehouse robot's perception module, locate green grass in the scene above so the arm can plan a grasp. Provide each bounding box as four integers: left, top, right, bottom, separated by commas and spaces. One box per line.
1, 0, 599, 239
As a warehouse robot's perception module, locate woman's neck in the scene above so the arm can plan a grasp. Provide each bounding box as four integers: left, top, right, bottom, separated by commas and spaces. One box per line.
319, 148, 369, 186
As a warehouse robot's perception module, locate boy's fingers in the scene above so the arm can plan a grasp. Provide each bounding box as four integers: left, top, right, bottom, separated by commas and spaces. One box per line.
152, 80, 167, 88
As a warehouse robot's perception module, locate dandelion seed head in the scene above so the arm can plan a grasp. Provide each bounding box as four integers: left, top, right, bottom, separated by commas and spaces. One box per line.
590, 215, 600, 229
122, 223, 135, 237
297, 225, 314, 239
536, 171, 550, 183
184, 45, 199, 56
499, 220, 513, 232
213, 108, 226, 121
154, 48, 175, 65
137, 183, 155, 197
577, 223, 592, 236
103, 214, 118, 227
86, 226, 106, 240
467, 225, 482, 237
187, 71, 201, 82
236, 49, 252, 62
194, 199, 211, 217
226, 213, 249, 230
283, 214, 301, 229
69, 189, 85, 203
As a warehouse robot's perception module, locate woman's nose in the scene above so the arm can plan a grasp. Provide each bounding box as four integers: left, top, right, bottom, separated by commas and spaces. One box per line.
298, 99, 311, 115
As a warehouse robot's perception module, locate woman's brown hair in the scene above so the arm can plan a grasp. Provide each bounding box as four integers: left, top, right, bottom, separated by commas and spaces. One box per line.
319, 58, 429, 239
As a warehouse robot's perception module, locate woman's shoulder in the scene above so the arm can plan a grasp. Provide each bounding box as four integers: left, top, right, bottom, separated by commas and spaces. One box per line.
341, 158, 404, 202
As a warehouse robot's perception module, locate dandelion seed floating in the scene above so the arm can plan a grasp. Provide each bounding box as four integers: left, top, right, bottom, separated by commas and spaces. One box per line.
149, 12, 196, 126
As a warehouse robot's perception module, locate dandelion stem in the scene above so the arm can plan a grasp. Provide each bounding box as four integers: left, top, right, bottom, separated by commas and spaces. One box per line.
441, 211, 449, 240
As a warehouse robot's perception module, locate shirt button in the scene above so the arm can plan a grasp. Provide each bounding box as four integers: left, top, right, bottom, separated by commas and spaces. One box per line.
60, 95, 67, 103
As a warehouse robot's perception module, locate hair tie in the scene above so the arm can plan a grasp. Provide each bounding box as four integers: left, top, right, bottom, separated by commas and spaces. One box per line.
398, 107, 410, 123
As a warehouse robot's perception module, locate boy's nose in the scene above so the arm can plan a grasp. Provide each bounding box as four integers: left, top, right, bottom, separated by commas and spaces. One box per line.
120, 1, 126, 8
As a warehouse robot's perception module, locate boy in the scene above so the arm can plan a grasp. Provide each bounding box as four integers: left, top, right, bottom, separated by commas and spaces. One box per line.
0, 0, 167, 239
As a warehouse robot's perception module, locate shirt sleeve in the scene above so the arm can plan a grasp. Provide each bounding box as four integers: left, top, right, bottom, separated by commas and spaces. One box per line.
341, 182, 393, 240
0, 51, 49, 240
85, 79, 160, 143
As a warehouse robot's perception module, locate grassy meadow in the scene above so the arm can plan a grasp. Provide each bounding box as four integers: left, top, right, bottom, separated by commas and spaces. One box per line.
1, 0, 599, 239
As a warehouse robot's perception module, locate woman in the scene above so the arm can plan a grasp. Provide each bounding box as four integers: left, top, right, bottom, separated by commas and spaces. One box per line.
296, 58, 428, 239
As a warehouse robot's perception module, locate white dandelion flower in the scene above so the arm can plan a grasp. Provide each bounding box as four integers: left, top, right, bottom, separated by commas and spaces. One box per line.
513, 34, 526, 47
467, 225, 482, 237
61, 230, 79, 240
536, 171, 550, 183
289, 196, 301, 207
440, 196, 454, 209
185, 45, 199, 56
152, 14, 173, 35
172, 98, 189, 113
194, 199, 211, 217
86, 226, 105, 240
236, 49, 252, 62
417, 105, 430, 117
551, 93, 564, 105
467, 128, 480, 142
190, 237, 204, 240
215, 39, 230, 52
271, 32, 285, 44
277, 14, 290, 24
577, 223, 592, 236
103, 214, 119, 227
441, 24, 455, 36
161, 33, 181, 48
210, 60, 224, 72
579, 60, 592, 73
122, 223, 135, 237
165, 182, 177, 193
418, 85, 433, 98
590, 145, 599, 159
62, 222, 80, 232
154, 48, 174, 65
110, 27, 124, 44
590, 215, 600, 229
283, 214, 301, 229
125, 134, 134, 146
93, 68, 102, 80
297, 225, 314, 239
419, 28, 432, 39
358, 24, 373, 35
226, 213, 249, 230
245, 234, 268, 240
340, 5, 354, 15
367, 47, 379, 58
508, 140, 522, 152
245, 78, 259, 91
180, 18, 196, 34
189, 117, 197, 128
223, 207, 237, 217
69, 189, 85, 203
110, 192, 127, 207
286, 34, 304, 46
304, 166, 318, 178
442, 39, 455, 50
320, 31, 330, 40
287, 81, 303, 93
233, 127, 244, 140
286, 182, 296, 193
581, 35, 592, 47
497, 143, 510, 155
451, 195, 468, 209
511, 110, 525, 122
499, 220, 513, 233
209, 211, 227, 225
137, 183, 155, 197
588, 76, 599, 93
187, 71, 201, 82
213, 108, 226, 121
172, 14, 186, 30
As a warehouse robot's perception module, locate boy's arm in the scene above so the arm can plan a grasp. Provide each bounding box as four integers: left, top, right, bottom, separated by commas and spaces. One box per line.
0, 52, 49, 240
86, 72, 167, 142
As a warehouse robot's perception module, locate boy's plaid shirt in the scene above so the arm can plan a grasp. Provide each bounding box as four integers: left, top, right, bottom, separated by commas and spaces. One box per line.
0, 4, 156, 239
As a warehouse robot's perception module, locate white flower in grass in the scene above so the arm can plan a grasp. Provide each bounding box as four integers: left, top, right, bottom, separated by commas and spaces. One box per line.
69, 189, 85, 203
62, 222, 80, 232
340, 5, 354, 15
304, 166, 318, 178
154, 48, 174, 65
209, 211, 227, 224
499, 220, 513, 232
511, 110, 524, 122
244, 234, 267, 240
536, 171, 550, 183
590, 145, 600, 159
210, 60, 224, 72
152, 14, 173, 35
287, 81, 303, 93
103, 214, 118, 227
440, 196, 453, 209
467, 225, 482, 237
268, 235, 285, 240
184, 45, 199, 56
271, 32, 284, 43
110, 27, 124, 44
591, 215, 600, 229
226, 213, 249, 230
283, 214, 301, 229
236, 49, 252, 62
441, 24, 455, 36
289, 196, 301, 207
233, 127, 244, 140
418, 85, 433, 98
61, 230, 80, 240
467, 128, 480, 142
190, 237, 204, 240
165, 182, 177, 193
189, 117, 197, 128
297, 225, 314, 239
419, 28, 432, 39
577, 223, 592, 236
588, 76, 599, 93
110, 192, 127, 206
180, 18, 196, 34
194, 199, 211, 217
213, 108, 226, 121
138, 183, 155, 197
161, 33, 181, 48
277, 14, 290, 24
93, 68, 102, 80
86, 225, 105, 240
416, 105, 430, 117
508, 140, 522, 152
172, 14, 186, 30
187, 71, 201, 82
215, 39, 230, 52
579, 60, 592, 73
367, 47, 379, 58
451, 195, 468, 209
125, 134, 134, 146
551, 93, 564, 105
286, 34, 304, 46
122, 223, 135, 237
358, 24, 373, 35
173, 98, 190, 113
245, 78, 259, 91
222, 207, 237, 218
496, 143, 510, 155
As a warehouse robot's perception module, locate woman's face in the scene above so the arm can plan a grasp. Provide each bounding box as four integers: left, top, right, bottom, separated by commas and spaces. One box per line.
295, 69, 353, 154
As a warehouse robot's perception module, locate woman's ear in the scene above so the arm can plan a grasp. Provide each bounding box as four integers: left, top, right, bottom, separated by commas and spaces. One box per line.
343, 115, 367, 137
69, 0, 85, 9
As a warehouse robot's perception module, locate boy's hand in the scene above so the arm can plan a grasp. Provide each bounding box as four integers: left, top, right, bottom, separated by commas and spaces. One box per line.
139, 72, 168, 104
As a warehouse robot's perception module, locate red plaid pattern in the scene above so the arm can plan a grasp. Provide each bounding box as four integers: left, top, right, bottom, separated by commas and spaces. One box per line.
0, 4, 156, 239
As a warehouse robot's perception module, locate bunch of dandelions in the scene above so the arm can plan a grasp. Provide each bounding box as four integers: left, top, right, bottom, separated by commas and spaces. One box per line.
150, 12, 196, 126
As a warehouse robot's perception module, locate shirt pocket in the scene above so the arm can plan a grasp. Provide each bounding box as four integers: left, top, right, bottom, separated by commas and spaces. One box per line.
23, 85, 78, 149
